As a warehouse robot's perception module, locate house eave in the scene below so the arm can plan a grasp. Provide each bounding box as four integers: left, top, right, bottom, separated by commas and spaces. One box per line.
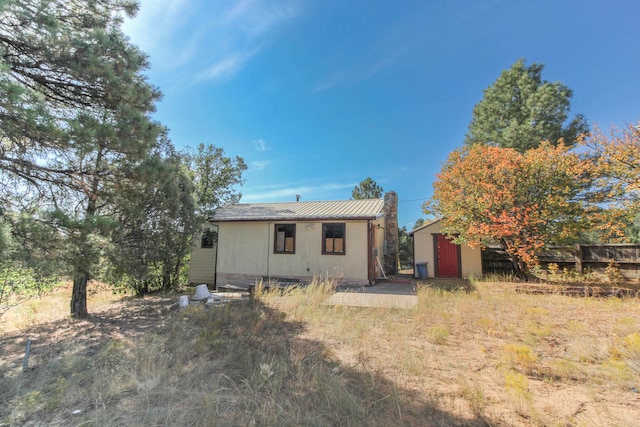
208, 214, 384, 223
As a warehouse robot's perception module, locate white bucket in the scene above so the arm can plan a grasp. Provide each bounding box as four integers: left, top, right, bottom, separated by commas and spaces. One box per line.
179, 295, 189, 308
194, 284, 211, 300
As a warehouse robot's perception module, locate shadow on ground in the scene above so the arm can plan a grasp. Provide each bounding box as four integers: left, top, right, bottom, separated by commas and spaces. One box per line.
0, 293, 491, 426
0, 295, 174, 374
420, 278, 477, 293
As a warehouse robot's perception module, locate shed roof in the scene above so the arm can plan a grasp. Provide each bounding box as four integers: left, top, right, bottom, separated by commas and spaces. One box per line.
408, 218, 442, 236
209, 199, 385, 222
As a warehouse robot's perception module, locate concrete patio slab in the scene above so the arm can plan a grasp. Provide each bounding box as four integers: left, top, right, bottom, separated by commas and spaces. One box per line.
324, 281, 418, 309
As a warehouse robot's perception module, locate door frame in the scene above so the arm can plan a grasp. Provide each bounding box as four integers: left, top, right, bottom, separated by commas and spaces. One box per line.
432, 233, 462, 278
367, 221, 377, 285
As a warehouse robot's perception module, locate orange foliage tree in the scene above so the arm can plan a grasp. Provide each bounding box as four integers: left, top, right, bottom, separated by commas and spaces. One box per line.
425, 142, 591, 278
581, 123, 640, 241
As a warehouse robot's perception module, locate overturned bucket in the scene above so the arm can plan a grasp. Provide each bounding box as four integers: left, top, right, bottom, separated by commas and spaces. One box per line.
178, 295, 189, 308
194, 284, 211, 300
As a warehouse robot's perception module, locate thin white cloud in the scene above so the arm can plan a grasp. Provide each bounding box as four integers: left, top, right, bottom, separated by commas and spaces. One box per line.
241, 182, 357, 203
311, 48, 409, 93
122, 0, 192, 55
311, 67, 352, 94
123, 0, 301, 84
215, 0, 298, 40
311, 8, 431, 93
196, 1, 299, 82
196, 50, 257, 82
249, 160, 270, 170
252, 139, 268, 151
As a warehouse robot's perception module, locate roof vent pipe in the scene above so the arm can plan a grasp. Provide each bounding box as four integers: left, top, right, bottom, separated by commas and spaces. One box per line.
295, 195, 300, 202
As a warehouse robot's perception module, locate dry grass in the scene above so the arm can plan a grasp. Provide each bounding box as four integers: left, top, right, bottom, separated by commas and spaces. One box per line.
1, 277, 640, 426
0, 282, 123, 333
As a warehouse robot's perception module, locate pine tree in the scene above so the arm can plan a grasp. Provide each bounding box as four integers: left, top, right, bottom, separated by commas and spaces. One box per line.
465, 59, 588, 152
352, 177, 383, 199
0, 0, 161, 317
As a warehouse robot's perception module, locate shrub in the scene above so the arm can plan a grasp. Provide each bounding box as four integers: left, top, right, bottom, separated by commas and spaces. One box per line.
502, 343, 538, 373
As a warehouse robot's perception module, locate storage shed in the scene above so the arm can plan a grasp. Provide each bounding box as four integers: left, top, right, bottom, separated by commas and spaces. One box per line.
409, 218, 483, 279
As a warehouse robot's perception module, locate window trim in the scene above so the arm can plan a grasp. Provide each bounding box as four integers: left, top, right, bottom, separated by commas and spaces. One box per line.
322, 223, 346, 255
274, 223, 296, 254
201, 227, 216, 249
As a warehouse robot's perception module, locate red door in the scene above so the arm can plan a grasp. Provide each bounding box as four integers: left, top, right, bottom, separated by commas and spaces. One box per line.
435, 234, 460, 278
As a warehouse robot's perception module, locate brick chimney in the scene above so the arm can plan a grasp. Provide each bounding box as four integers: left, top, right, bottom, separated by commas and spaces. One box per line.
383, 191, 399, 275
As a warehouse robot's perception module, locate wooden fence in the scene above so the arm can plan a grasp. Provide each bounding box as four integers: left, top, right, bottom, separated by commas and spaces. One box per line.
482, 244, 640, 279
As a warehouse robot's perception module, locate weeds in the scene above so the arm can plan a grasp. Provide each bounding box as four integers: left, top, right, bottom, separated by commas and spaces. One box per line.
502, 343, 538, 374
621, 332, 640, 375
0, 261, 61, 317
567, 335, 609, 364
459, 379, 487, 419
547, 359, 588, 382
539, 262, 595, 284
425, 325, 449, 345
605, 260, 625, 284
503, 370, 531, 415
2, 278, 640, 426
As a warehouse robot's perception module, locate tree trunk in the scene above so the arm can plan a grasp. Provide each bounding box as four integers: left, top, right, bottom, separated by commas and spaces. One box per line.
501, 239, 529, 281
71, 272, 89, 318
511, 257, 529, 281
174, 259, 182, 288
139, 281, 149, 296
70, 147, 102, 317
162, 264, 171, 290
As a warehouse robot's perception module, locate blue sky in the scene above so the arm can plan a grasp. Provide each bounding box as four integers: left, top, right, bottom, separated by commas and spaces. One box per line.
122, 0, 640, 229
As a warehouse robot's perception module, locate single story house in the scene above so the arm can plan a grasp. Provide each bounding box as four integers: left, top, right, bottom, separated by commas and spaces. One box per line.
409, 218, 483, 279
189, 192, 400, 289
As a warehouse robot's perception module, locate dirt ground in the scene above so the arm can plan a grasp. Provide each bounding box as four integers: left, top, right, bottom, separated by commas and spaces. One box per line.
2, 281, 640, 426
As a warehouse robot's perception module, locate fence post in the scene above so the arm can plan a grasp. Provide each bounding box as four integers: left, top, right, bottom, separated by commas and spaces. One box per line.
23, 339, 32, 372
574, 244, 582, 273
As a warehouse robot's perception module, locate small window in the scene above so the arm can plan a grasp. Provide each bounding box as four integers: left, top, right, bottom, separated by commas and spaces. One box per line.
201, 228, 217, 248
322, 223, 345, 255
274, 224, 295, 254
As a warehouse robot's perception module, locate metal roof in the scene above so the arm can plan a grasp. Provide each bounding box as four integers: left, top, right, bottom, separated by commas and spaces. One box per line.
209, 199, 386, 222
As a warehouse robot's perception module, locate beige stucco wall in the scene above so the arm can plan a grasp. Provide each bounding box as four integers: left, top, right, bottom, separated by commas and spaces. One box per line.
413, 223, 437, 279
188, 225, 217, 285
208, 218, 385, 287
412, 220, 483, 279
460, 244, 483, 278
